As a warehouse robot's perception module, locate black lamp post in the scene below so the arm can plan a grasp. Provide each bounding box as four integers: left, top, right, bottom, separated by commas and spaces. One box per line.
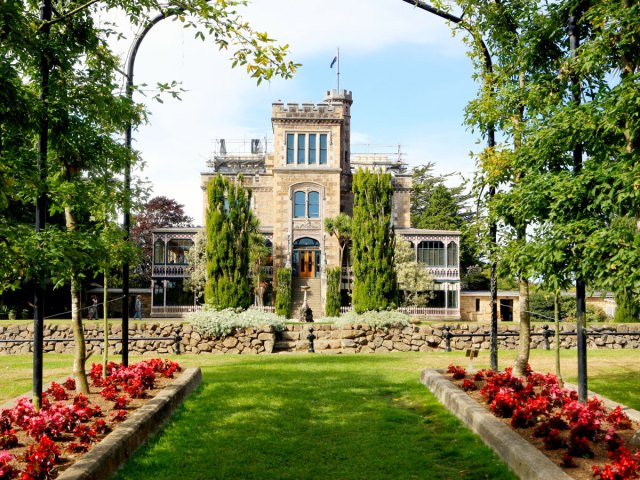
569, 12, 587, 403
33, 0, 53, 410
400, 0, 499, 371
122, 8, 182, 366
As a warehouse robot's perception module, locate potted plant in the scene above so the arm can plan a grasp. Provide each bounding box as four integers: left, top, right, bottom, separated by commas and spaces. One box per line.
20, 308, 30, 320
8, 307, 17, 321
0, 305, 8, 320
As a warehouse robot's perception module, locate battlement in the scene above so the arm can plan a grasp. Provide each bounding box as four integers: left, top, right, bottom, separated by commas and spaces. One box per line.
272, 89, 352, 120
271, 101, 342, 118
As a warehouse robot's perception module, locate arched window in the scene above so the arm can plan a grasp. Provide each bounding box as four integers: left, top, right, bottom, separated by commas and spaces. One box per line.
308, 191, 319, 218
447, 241, 458, 268
153, 240, 165, 264
167, 239, 193, 265
294, 191, 306, 218
293, 237, 320, 248
417, 240, 445, 267
293, 190, 320, 219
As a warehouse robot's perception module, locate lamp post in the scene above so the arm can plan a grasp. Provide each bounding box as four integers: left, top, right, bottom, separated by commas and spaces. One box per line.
569, 12, 587, 403
33, 0, 53, 411
122, 8, 182, 366
400, 0, 499, 370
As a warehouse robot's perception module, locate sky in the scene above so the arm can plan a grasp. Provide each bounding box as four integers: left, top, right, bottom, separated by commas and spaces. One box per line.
110, 0, 481, 226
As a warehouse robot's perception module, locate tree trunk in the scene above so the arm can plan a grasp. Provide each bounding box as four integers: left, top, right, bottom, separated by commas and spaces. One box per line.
103, 270, 108, 379
554, 290, 564, 388
66, 206, 90, 393
513, 275, 530, 378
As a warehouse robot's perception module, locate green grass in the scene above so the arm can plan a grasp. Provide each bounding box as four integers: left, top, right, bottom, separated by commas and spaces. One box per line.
1, 350, 639, 479
111, 355, 515, 480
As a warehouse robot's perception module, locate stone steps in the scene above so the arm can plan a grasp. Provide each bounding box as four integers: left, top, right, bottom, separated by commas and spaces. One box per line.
291, 277, 322, 317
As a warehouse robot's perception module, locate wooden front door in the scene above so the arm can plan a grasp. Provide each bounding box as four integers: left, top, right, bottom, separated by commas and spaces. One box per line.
298, 250, 315, 278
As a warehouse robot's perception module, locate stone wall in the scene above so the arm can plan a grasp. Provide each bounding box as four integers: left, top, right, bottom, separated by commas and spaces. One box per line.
1, 322, 639, 356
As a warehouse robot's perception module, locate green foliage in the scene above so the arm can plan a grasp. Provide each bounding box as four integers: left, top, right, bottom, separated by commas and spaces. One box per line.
351, 169, 398, 313
326, 310, 411, 330
186, 306, 285, 338
614, 289, 640, 323
325, 267, 342, 317
205, 175, 255, 309
275, 267, 292, 319
461, 265, 491, 291
529, 291, 610, 323
0, 0, 297, 293
454, 0, 640, 302
324, 213, 352, 268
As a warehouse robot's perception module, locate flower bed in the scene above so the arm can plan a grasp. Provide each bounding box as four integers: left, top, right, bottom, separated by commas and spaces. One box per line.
445, 364, 640, 480
0, 358, 181, 479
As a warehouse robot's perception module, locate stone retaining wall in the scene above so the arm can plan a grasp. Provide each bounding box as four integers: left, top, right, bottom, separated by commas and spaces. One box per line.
1, 322, 639, 355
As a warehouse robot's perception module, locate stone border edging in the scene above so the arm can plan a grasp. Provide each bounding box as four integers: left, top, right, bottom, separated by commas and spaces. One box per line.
421, 369, 573, 480
56, 367, 202, 480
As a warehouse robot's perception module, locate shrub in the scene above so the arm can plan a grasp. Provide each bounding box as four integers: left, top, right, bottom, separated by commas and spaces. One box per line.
187, 307, 285, 338
275, 268, 292, 318
328, 310, 410, 330
325, 267, 341, 317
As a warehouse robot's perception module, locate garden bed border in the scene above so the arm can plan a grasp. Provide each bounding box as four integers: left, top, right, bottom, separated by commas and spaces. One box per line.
421, 368, 573, 480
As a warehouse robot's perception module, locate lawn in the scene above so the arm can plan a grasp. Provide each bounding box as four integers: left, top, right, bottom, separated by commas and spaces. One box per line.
1, 350, 639, 479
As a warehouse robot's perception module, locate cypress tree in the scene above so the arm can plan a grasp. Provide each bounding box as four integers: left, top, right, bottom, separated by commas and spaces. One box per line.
205, 174, 254, 309
275, 267, 292, 318
351, 169, 398, 313
325, 267, 342, 317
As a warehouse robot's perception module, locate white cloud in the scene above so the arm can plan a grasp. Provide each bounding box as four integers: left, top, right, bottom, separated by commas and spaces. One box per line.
111, 0, 479, 225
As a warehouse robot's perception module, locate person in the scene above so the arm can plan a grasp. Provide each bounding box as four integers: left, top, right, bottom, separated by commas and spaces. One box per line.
87, 296, 98, 320
133, 295, 143, 319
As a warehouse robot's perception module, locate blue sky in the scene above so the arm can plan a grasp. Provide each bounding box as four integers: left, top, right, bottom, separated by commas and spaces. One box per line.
112, 0, 481, 225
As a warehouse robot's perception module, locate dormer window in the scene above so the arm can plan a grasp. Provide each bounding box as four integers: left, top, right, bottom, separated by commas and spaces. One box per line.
286, 133, 328, 165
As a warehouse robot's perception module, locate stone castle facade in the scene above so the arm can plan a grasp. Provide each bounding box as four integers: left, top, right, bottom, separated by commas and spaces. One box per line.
151, 90, 461, 317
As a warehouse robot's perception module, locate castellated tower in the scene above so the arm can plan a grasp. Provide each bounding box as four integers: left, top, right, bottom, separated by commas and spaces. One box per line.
268, 90, 353, 279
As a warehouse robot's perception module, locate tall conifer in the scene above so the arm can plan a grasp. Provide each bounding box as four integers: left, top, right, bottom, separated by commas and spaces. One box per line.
205, 174, 254, 309
351, 169, 398, 312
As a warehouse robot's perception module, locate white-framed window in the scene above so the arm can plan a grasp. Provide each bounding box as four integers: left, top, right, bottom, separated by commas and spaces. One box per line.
286, 133, 328, 165
293, 190, 320, 218
418, 241, 445, 267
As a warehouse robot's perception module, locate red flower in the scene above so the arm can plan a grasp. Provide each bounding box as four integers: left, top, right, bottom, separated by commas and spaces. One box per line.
0, 428, 18, 449
461, 379, 477, 392
0, 451, 18, 480
45, 383, 67, 402
446, 364, 466, 380
606, 406, 633, 430
109, 410, 127, 422
62, 378, 76, 391
20, 435, 60, 480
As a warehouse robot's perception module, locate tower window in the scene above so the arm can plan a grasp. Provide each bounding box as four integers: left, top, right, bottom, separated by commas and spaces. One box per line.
285, 133, 329, 166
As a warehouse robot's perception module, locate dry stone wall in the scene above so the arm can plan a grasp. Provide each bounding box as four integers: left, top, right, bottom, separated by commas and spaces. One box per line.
1, 322, 639, 355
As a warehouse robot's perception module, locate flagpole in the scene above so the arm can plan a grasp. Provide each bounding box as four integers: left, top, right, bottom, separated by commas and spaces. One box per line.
336, 48, 340, 92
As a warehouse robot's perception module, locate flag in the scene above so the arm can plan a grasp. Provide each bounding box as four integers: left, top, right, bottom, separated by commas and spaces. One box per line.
330, 56, 337, 68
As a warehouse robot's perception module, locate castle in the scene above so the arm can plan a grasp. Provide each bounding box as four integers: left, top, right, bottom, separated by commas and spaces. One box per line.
150, 90, 461, 317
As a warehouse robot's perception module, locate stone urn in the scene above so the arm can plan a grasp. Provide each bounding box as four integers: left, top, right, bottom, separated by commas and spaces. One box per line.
298, 286, 314, 323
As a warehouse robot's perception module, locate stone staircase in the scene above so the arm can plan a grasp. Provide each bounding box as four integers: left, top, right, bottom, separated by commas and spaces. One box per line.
273, 277, 322, 353
291, 277, 322, 319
